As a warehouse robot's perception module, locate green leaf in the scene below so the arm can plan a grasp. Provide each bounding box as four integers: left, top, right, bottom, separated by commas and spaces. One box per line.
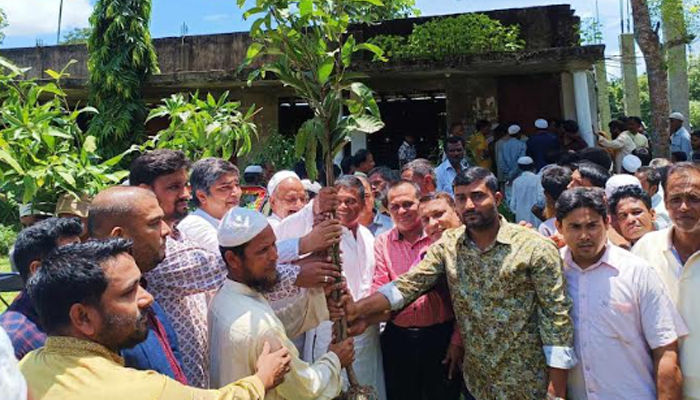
45, 69, 61, 80
246, 42, 264, 60
83, 135, 98, 154
341, 36, 356, 68
57, 169, 77, 187
299, 0, 313, 17
352, 115, 385, 134
317, 58, 334, 85
0, 149, 25, 174
353, 0, 384, 6
354, 42, 386, 62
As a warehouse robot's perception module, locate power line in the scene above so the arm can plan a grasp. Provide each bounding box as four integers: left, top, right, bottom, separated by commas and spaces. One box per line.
57, 0, 64, 45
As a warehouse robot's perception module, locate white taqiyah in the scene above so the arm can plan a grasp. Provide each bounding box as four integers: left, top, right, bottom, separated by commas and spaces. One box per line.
218, 207, 270, 247
266, 170, 300, 197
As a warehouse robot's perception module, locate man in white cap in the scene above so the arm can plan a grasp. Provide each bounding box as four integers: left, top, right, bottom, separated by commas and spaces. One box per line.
267, 171, 308, 228
209, 207, 355, 399
622, 154, 642, 175
526, 119, 560, 171
244, 165, 265, 186
509, 156, 543, 226
497, 124, 527, 184
670, 112, 691, 159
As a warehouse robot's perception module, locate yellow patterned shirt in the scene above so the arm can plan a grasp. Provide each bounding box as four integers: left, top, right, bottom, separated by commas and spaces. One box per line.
378, 219, 576, 399
20, 336, 265, 400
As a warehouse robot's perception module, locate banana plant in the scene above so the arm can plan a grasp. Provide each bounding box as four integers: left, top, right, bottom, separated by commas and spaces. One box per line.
239, 0, 388, 398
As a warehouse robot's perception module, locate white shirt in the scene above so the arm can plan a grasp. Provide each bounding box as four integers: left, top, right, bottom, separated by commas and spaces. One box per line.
633, 228, 700, 398
302, 225, 386, 400
562, 245, 687, 400
651, 193, 672, 230
208, 280, 342, 399
538, 217, 557, 237
509, 171, 543, 226
179, 208, 302, 266
0, 327, 26, 400
598, 131, 637, 173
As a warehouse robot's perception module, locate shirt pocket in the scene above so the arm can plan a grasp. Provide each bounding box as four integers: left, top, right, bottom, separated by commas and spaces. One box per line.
591, 297, 640, 346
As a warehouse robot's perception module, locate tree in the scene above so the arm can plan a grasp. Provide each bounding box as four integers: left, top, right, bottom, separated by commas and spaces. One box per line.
239, 0, 386, 397
631, 0, 670, 157
61, 27, 92, 45
87, 0, 159, 157
0, 7, 8, 45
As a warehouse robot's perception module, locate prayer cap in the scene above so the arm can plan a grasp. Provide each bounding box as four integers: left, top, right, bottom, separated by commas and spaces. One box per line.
267, 170, 300, 197
302, 179, 322, 194
508, 125, 521, 135
244, 165, 263, 174
535, 119, 548, 129
622, 154, 642, 174
605, 174, 642, 199
669, 112, 685, 121
517, 156, 534, 166
218, 207, 270, 247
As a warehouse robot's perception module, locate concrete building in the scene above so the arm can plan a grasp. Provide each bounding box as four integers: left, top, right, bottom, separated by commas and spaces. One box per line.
3, 4, 604, 168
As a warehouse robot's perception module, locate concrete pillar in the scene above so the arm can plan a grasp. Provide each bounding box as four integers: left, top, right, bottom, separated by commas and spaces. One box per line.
573, 70, 595, 147
560, 72, 577, 120
663, 0, 690, 127
620, 33, 642, 116
445, 77, 470, 135
350, 131, 367, 153
595, 61, 612, 130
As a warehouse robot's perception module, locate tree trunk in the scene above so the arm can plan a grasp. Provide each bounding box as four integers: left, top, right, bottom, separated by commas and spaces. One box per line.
662, 0, 690, 129
631, 0, 671, 158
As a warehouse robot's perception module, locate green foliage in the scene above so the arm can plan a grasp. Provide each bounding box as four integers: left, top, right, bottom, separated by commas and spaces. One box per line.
61, 27, 92, 45
247, 131, 297, 172
368, 14, 525, 61
0, 58, 134, 209
87, 0, 159, 158
608, 77, 625, 119
354, 0, 418, 22
580, 17, 603, 45
0, 224, 17, 255
240, 0, 386, 183
144, 92, 258, 161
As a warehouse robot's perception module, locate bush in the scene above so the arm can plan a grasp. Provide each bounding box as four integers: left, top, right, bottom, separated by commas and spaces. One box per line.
368, 13, 525, 61
0, 224, 17, 255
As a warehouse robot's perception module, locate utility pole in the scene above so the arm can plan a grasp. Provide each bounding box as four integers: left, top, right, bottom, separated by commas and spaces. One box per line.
57, 0, 64, 44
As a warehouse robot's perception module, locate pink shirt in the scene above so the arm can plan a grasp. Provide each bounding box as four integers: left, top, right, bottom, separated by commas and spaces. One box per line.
561, 244, 687, 400
372, 227, 455, 329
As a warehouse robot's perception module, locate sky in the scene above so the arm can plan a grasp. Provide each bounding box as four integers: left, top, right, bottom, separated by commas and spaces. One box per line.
0, 0, 641, 79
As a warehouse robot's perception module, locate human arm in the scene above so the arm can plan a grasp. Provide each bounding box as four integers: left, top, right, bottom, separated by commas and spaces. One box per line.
530, 239, 576, 395
653, 342, 682, 400
597, 133, 627, 150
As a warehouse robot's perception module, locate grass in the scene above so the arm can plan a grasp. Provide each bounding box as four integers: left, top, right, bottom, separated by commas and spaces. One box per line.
0, 256, 18, 313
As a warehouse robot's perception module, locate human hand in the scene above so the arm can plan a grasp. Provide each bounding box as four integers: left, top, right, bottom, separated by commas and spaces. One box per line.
326, 283, 351, 322
328, 337, 355, 368
347, 317, 369, 337
314, 187, 339, 215
299, 219, 343, 254
255, 342, 291, 390
294, 255, 341, 288
548, 232, 566, 248
441, 343, 463, 380
518, 220, 534, 230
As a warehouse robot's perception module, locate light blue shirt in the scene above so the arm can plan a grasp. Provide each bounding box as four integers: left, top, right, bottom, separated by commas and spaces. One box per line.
497, 137, 528, 181
368, 210, 393, 237
435, 158, 470, 196
671, 126, 692, 159
509, 171, 544, 226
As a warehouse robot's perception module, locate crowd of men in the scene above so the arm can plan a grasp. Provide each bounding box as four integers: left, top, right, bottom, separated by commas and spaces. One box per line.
1, 111, 700, 400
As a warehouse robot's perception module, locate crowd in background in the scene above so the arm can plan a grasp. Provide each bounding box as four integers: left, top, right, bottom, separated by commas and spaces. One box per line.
1, 110, 700, 400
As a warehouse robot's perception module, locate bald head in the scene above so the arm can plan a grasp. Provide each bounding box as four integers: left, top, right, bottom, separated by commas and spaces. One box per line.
88, 186, 170, 273
270, 177, 307, 219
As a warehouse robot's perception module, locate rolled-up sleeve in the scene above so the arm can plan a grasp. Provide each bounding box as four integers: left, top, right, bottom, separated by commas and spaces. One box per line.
531, 242, 577, 369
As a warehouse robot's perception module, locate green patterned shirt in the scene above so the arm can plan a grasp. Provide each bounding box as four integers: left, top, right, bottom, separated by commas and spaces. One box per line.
379, 218, 575, 399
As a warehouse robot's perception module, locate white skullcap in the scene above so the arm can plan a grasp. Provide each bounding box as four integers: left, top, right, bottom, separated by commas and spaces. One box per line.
669, 112, 685, 121
302, 179, 322, 194
244, 165, 263, 174
267, 170, 300, 197
508, 125, 521, 135
218, 207, 270, 247
517, 156, 534, 166
605, 174, 642, 199
535, 119, 548, 130
622, 154, 642, 174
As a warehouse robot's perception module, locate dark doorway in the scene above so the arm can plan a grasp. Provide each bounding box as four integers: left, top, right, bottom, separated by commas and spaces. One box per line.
497, 74, 562, 135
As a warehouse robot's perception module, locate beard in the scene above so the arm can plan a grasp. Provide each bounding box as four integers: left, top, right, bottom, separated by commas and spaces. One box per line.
245, 269, 280, 293
98, 308, 150, 351
461, 207, 498, 230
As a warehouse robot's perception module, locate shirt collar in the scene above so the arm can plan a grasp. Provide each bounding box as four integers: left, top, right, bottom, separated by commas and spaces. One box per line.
10, 290, 42, 326
462, 216, 514, 248
224, 279, 265, 300
390, 226, 429, 245
193, 208, 221, 228
44, 336, 125, 365
562, 243, 618, 272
